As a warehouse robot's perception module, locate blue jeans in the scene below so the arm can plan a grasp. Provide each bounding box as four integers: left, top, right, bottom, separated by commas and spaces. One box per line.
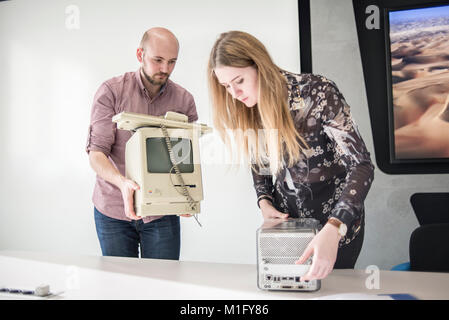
94, 207, 180, 260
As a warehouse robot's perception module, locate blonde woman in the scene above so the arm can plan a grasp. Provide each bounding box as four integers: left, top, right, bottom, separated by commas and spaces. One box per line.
208, 31, 374, 282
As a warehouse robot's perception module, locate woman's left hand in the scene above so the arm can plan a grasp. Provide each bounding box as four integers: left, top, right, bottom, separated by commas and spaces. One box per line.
295, 223, 341, 282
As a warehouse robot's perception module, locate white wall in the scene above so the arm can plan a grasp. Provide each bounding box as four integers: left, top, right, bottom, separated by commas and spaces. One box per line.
0, 0, 300, 264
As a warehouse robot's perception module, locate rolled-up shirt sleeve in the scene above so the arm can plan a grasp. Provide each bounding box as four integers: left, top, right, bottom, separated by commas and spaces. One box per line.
86, 83, 117, 157
321, 80, 375, 228
186, 93, 199, 123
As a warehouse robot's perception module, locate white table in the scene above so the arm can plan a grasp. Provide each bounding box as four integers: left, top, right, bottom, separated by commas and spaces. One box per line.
1, 250, 448, 300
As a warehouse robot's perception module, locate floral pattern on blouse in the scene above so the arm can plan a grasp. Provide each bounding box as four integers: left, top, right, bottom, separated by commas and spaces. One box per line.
252, 70, 375, 247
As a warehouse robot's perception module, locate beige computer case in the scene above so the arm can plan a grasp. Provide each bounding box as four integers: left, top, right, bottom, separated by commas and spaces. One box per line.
126, 127, 204, 216
113, 111, 212, 217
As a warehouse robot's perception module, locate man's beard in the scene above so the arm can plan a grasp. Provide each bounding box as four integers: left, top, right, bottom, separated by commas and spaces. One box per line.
141, 68, 169, 86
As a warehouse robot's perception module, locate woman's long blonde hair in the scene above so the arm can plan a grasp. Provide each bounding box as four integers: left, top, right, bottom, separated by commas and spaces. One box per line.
208, 31, 308, 175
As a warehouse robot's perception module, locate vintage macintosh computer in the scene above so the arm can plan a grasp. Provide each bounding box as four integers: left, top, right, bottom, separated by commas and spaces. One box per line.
112, 111, 212, 219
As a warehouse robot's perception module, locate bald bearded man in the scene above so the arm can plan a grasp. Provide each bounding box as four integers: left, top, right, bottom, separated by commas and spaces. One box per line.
86, 28, 198, 259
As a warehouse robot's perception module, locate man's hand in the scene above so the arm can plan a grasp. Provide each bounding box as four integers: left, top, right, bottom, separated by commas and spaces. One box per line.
118, 176, 142, 220
295, 223, 341, 281
259, 199, 289, 220
89, 151, 142, 220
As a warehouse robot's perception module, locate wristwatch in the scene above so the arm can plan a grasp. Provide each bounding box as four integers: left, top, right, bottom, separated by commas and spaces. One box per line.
327, 217, 348, 237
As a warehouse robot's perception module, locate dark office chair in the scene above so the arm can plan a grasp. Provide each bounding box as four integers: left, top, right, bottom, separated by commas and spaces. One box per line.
410, 193, 449, 225
409, 223, 449, 272
391, 193, 449, 272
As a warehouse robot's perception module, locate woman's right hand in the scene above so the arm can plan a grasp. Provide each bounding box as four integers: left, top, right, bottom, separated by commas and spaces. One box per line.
259, 199, 289, 220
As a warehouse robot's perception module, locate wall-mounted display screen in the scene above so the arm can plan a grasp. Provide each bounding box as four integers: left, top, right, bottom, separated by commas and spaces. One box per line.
387, 3, 449, 163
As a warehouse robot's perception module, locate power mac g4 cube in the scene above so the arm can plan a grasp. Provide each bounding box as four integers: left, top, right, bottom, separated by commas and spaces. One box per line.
257, 218, 321, 292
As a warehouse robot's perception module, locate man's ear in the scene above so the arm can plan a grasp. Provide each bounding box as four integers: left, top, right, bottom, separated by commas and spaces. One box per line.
136, 48, 143, 63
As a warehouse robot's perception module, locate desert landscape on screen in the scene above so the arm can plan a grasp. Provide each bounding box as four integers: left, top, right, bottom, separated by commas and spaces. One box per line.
389, 6, 449, 160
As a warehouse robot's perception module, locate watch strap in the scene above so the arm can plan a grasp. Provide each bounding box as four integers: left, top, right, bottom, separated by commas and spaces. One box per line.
327, 217, 343, 228
327, 217, 347, 236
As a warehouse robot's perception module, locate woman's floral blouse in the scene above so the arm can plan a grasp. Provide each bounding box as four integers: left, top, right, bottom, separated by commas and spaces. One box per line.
252, 70, 375, 247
